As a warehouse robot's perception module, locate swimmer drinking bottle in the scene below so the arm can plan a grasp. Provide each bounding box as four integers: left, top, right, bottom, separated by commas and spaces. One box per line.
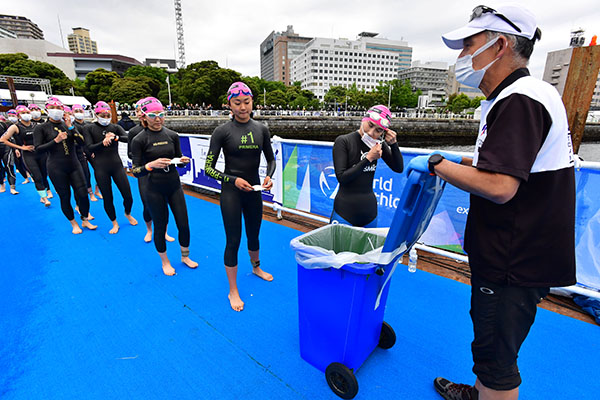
408, 247, 417, 273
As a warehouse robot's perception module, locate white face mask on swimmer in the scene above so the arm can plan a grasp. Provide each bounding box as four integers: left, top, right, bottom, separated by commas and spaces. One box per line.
31, 111, 41, 119
8, 116, 18, 124
74, 112, 84, 120
455, 37, 499, 88
21, 114, 32, 122
47, 109, 64, 121
97, 117, 111, 126
360, 125, 382, 149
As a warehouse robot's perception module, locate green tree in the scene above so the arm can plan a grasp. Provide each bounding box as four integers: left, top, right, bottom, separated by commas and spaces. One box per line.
470, 96, 485, 109
84, 69, 120, 103
447, 93, 471, 113
108, 77, 155, 104
124, 65, 168, 84
323, 86, 346, 107
0, 53, 75, 95
265, 89, 287, 107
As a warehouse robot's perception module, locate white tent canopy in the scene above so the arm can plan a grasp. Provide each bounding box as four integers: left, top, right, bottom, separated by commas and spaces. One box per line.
0, 91, 91, 107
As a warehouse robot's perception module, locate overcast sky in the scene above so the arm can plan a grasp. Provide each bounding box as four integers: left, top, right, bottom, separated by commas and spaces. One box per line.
3, 1, 599, 80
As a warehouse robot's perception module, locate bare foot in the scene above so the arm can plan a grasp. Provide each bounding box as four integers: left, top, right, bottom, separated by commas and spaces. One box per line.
165, 233, 175, 242
182, 257, 198, 269
90, 193, 98, 202
125, 214, 138, 226
41, 197, 51, 207
144, 231, 152, 243
70, 220, 82, 234
21, 178, 29, 184
81, 220, 97, 230
87, 213, 95, 221
162, 263, 176, 276
109, 221, 119, 234
75, 205, 80, 215
46, 190, 53, 199
0, 184, 5, 193
253, 266, 274, 281
228, 292, 244, 312
10, 187, 19, 195
95, 189, 103, 199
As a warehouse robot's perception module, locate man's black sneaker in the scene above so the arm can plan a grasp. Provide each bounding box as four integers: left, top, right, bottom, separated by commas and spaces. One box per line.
433, 377, 478, 400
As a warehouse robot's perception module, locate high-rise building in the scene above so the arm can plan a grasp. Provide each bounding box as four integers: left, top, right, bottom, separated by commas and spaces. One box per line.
0, 26, 17, 39
260, 26, 312, 84
398, 60, 448, 91
0, 14, 44, 40
290, 32, 412, 100
67, 27, 98, 54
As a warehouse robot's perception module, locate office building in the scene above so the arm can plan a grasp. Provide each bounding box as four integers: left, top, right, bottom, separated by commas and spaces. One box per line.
145, 58, 178, 73
290, 32, 412, 100
260, 26, 312, 84
67, 27, 98, 54
47, 52, 142, 80
398, 60, 448, 91
0, 14, 44, 40
0, 26, 17, 39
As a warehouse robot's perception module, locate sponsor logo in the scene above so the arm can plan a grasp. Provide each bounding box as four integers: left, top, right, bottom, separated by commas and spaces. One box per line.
319, 166, 339, 199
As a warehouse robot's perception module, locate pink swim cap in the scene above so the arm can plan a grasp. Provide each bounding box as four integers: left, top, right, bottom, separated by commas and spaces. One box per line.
362, 105, 392, 130
135, 97, 150, 109
15, 105, 29, 113
28, 103, 40, 110
7, 109, 17, 115
94, 101, 111, 114
72, 104, 84, 111
0, 115, 6, 121
45, 97, 63, 108
139, 97, 164, 114
63, 106, 72, 113
227, 82, 253, 101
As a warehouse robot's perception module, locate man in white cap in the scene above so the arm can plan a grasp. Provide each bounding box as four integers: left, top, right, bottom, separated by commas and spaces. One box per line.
406, 4, 576, 400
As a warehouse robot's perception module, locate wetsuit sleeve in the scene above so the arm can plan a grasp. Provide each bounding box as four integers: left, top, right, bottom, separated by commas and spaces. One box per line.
333, 135, 370, 184
262, 126, 276, 178
84, 125, 104, 153
127, 129, 136, 159
205, 127, 237, 184
34, 124, 58, 152
381, 142, 403, 173
115, 125, 128, 142
131, 135, 149, 178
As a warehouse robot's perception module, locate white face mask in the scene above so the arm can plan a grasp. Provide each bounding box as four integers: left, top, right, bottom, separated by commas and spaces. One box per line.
455, 37, 499, 88
97, 117, 111, 126
361, 129, 382, 149
70, 116, 75, 123
47, 109, 64, 121
74, 112, 85, 120
21, 114, 32, 122
8, 116, 18, 124
31, 111, 42, 119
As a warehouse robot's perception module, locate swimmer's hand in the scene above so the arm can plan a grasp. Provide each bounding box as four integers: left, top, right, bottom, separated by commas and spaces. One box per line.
262, 176, 273, 191
234, 177, 253, 192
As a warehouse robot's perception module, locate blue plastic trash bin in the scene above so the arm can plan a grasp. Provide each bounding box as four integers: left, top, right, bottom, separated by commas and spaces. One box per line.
291, 169, 445, 399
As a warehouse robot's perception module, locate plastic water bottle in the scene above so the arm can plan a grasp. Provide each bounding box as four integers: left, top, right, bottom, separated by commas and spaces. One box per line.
408, 247, 418, 273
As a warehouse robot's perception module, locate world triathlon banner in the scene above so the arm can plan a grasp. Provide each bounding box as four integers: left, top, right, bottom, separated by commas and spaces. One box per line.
120, 136, 600, 295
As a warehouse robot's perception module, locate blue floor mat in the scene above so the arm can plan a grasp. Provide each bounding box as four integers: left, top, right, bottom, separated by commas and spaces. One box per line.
1, 177, 599, 399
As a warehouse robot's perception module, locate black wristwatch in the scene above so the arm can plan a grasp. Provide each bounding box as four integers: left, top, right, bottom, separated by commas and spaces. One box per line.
428, 154, 444, 175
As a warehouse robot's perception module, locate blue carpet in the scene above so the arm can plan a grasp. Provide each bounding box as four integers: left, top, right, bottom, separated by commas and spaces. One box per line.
1, 177, 599, 399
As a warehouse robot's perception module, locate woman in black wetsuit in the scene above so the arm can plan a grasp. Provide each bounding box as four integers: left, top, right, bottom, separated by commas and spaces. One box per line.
205, 82, 276, 312
33, 98, 97, 234
128, 98, 176, 244
331, 104, 403, 227
1, 112, 19, 194
0, 105, 53, 205
130, 97, 197, 276
72, 104, 100, 203
83, 101, 136, 233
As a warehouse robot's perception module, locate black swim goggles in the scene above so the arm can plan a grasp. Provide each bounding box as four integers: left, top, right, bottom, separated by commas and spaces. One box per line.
470, 5, 522, 33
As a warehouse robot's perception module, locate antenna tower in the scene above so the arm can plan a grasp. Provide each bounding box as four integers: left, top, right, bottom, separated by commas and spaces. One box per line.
174, 0, 186, 68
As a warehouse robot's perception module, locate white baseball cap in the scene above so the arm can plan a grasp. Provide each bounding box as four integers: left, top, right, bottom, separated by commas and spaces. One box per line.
442, 3, 540, 49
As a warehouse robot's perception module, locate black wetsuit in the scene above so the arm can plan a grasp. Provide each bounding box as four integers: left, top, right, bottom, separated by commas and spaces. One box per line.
33, 121, 89, 221
0, 122, 8, 185
332, 130, 404, 227
83, 122, 133, 221
131, 127, 190, 253
74, 119, 93, 190
205, 119, 276, 267
16, 121, 50, 192
128, 124, 152, 223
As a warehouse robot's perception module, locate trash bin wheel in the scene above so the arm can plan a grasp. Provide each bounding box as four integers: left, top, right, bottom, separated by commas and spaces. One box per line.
325, 362, 359, 399
378, 321, 396, 349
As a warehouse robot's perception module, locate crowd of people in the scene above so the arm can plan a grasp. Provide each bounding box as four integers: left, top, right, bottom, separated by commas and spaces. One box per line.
0, 4, 578, 398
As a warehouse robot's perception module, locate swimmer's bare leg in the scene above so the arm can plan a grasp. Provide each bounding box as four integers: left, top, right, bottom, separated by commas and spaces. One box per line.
159, 251, 175, 276
226, 265, 244, 311
250, 250, 273, 281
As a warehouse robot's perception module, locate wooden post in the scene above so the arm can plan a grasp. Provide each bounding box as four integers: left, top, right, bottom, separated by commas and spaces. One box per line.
561, 45, 600, 154
109, 100, 118, 124
6, 77, 19, 107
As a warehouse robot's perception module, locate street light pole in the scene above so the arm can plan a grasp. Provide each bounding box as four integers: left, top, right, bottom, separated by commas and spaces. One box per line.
388, 84, 393, 108
345, 95, 348, 115
166, 75, 172, 106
